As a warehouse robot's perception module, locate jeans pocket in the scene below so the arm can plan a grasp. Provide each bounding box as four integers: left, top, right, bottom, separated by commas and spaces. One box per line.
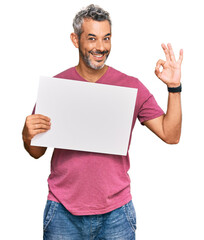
43, 200, 59, 231
122, 200, 137, 233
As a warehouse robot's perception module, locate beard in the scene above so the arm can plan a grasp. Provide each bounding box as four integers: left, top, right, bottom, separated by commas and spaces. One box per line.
79, 47, 109, 70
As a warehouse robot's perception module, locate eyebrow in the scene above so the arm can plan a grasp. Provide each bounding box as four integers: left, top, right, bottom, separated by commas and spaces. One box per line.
88, 34, 96, 37
88, 33, 111, 37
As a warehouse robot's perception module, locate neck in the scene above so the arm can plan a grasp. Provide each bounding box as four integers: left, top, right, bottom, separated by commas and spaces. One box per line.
76, 61, 108, 83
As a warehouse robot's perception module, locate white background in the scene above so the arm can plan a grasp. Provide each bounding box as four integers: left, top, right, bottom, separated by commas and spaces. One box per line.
0, 0, 203, 239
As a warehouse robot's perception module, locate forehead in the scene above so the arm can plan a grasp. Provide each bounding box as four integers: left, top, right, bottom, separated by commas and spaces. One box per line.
81, 19, 111, 36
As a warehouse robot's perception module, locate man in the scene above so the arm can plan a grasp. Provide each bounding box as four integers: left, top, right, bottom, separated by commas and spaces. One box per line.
22, 4, 183, 240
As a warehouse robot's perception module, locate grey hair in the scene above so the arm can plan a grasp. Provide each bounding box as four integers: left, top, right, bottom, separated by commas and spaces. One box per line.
73, 4, 112, 39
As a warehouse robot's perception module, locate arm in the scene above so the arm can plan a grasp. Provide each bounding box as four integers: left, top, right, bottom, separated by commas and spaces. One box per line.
22, 114, 51, 159
143, 43, 183, 144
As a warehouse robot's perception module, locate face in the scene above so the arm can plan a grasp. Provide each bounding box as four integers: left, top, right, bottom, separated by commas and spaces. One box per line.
77, 19, 111, 70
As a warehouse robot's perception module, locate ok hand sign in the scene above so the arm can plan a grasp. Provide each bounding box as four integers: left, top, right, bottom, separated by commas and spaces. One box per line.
155, 43, 183, 88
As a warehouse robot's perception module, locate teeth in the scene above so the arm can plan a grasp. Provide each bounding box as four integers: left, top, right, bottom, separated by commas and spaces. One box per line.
92, 53, 103, 57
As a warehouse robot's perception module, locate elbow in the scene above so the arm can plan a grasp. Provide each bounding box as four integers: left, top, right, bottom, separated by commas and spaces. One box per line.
30, 153, 42, 159
162, 129, 181, 145
32, 154, 42, 159
165, 139, 180, 145
163, 136, 180, 145
24, 142, 47, 159
29, 150, 46, 159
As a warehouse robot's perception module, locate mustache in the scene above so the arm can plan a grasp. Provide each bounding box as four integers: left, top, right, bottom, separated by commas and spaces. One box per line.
89, 50, 109, 55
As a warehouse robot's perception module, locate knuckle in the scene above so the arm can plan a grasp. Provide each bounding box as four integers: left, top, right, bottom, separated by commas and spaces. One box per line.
26, 115, 31, 122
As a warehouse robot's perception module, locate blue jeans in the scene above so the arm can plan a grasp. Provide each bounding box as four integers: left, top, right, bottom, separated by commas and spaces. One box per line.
43, 200, 136, 240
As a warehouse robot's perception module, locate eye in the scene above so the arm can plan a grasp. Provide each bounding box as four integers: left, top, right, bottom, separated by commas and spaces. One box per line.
88, 37, 96, 41
104, 37, 110, 41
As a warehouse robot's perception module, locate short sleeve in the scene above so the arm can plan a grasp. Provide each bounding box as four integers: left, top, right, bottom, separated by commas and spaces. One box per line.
138, 94, 164, 124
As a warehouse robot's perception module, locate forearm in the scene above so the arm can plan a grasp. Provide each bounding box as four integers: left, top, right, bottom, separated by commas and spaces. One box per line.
162, 92, 182, 144
23, 140, 47, 159
145, 43, 183, 144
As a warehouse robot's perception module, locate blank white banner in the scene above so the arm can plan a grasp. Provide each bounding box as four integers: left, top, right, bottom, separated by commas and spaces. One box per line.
31, 76, 137, 155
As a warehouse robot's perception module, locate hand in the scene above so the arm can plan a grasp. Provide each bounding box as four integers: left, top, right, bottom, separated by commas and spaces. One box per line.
22, 114, 51, 143
155, 43, 183, 88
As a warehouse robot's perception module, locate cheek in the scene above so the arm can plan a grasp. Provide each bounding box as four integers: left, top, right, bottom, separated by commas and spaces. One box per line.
105, 42, 111, 50
84, 45, 97, 54
84, 41, 96, 48
79, 39, 94, 50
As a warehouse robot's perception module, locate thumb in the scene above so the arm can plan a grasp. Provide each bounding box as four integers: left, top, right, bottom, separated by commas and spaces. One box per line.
155, 59, 165, 79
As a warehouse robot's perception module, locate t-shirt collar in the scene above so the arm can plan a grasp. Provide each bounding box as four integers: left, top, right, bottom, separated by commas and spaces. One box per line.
74, 66, 110, 83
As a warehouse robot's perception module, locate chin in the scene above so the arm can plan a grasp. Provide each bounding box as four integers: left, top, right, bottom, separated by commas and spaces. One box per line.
91, 64, 105, 70
88, 61, 105, 70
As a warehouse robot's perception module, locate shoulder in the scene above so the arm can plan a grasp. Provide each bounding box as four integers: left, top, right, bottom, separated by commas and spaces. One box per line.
53, 67, 76, 79
109, 67, 155, 109
108, 66, 149, 91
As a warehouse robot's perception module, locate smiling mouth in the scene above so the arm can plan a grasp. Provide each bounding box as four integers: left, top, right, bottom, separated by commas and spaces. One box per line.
92, 53, 103, 57
89, 50, 108, 61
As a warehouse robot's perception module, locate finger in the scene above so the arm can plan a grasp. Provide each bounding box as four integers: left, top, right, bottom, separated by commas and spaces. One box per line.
178, 49, 183, 64
30, 114, 51, 121
33, 128, 50, 136
161, 43, 170, 62
155, 59, 165, 79
155, 67, 161, 79
156, 59, 165, 68
31, 118, 51, 126
167, 43, 176, 61
26, 115, 51, 126
33, 123, 51, 130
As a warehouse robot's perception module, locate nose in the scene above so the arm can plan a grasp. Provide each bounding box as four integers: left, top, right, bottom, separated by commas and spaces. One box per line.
95, 39, 106, 52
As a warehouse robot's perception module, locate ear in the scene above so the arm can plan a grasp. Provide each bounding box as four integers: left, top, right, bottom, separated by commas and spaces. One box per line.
70, 33, 79, 48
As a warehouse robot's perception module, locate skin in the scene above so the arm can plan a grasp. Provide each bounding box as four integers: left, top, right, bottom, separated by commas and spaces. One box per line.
145, 43, 183, 144
22, 114, 50, 158
71, 19, 112, 82
22, 19, 183, 158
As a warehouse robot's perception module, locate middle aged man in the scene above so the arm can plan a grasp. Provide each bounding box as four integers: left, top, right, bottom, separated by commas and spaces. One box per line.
22, 4, 183, 240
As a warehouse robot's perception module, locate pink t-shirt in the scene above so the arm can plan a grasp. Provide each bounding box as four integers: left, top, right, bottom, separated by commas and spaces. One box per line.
35, 66, 164, 215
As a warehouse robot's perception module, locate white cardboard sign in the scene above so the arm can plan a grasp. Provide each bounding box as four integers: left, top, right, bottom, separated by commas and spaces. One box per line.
31, 76, 137, 156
